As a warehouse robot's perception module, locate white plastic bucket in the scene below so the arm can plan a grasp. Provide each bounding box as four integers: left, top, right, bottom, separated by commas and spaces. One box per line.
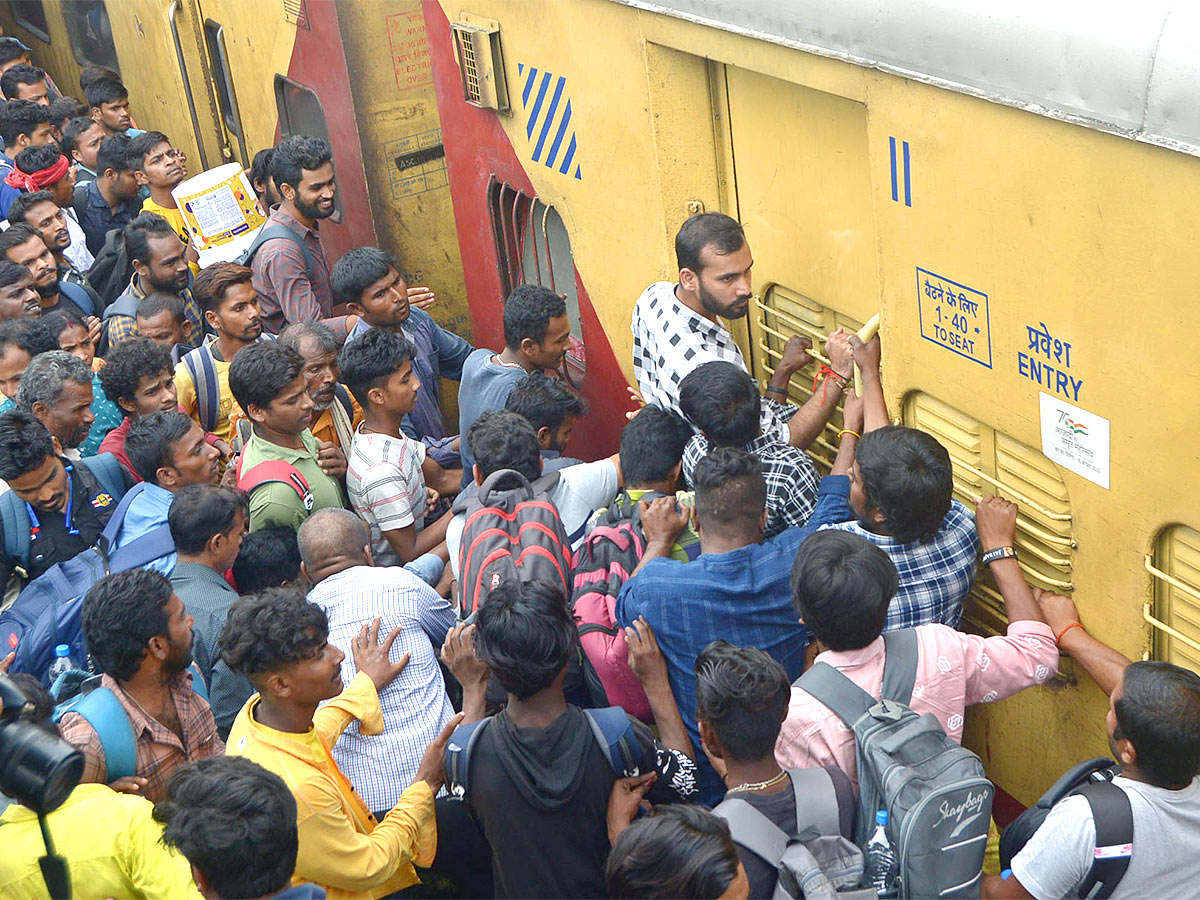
173, 162, 267, 266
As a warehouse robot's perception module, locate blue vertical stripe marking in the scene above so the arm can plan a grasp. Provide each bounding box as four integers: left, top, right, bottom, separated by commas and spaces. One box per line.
902, 140, 912, 207
889, 136, 898, 203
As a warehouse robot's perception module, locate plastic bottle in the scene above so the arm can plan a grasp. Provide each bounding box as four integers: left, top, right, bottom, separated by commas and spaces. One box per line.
47, 644, 76, 682
864, 809, 898, 897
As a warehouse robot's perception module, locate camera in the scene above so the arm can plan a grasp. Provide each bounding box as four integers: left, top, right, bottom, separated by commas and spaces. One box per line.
0, 674, 83, 814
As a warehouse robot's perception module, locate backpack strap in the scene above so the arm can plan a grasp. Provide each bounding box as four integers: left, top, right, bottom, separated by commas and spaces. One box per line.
477, 468, 536, 506
181, 344, 221, 435
243, 223, 315, 279
100, 289, 140, 322
583, 706, 640, 776
58, 685, 138, 781
79, 452, 127, 504
187, 661, 210, 701
97, 482, 149, 555
1075, 782, 1133, 899
713, 795, 793, 872
58, 280, 95, 317
444, 716, 493, 800
795, 660, 886, 729
72, 180, 89, 224
106, 523, 175, 572
1, 487, 30, 571
788, 768, 842, 837
879, 629, 919, 705
237, 459, 314, 511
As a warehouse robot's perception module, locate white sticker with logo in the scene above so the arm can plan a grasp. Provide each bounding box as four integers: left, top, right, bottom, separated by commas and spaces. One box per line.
1039, 392, 1110, 490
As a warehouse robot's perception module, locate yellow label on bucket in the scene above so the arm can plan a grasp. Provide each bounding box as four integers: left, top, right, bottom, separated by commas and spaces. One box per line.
176, 164, 267, 251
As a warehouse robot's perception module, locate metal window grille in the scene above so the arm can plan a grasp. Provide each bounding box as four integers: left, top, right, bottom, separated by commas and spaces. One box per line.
1146, 527, 1200, 672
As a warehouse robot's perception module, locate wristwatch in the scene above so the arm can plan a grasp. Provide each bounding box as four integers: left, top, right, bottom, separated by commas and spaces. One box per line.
981, 546, 1018, 565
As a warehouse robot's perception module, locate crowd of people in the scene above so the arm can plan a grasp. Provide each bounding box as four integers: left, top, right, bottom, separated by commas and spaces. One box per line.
0, 35, 1197, 900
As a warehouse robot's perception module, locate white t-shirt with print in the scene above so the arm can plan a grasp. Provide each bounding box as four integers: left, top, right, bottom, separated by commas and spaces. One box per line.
346, 426, 427, 568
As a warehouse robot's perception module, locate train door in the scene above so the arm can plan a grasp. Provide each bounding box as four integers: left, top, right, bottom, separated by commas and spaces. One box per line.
718, 64, 880, 468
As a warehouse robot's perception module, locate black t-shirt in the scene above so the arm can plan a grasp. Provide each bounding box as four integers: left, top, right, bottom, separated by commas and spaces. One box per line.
0, 459, 118, 586
734, 767, 857, 899
466, 705, 695, 899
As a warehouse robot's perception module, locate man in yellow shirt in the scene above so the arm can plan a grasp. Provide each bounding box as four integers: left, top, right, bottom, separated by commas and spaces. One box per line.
175, 261, 266, 444
0, 675, 200, 900
221, 588, 462, 900
131, 130, 200, 274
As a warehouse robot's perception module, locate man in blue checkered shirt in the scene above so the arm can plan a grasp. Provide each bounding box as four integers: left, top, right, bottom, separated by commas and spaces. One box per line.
821, 335, 979, 631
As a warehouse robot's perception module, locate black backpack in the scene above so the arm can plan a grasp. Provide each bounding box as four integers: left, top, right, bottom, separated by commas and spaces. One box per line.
999, 758, 1132, 899
86, 228, 134, 312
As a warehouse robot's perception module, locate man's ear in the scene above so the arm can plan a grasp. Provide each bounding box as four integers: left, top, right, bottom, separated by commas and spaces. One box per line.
263, 671, 290, 700
131, 258, 150, 279
155, 466, 177, 489
473, 463, 483, 487
180, 318, 193, 340
89, 107, 102, 125
758, 507, 769, 534
867, 507, 888, 527
203, 309, 220, 332
346, 301, 365, 319
30, 399, 48, 420
363, 543, 375, 567
246, 402, 267, 426
535, 426, 552, 450
1114, 736, 1137, 769
518, 336, 540, 359
678, 266, 699, 294
191, 863, 215, 899
698, 720, 723, 759
279, 181, 296, 204
146, 633, 170, 662
133, 170, 149, 188
365, 385, 385, 408
116, 396, 137, 416
299, 561, 310, 584
667, 461, 683, 489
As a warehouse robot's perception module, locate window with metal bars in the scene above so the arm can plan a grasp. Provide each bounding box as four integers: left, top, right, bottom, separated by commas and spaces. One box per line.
1146, 526, 1200, 673
903, 391, 1075, 636
488, 178, 584, 383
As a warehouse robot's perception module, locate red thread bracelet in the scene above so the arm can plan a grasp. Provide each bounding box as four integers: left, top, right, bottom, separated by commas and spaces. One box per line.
1055, 622, 1084, 645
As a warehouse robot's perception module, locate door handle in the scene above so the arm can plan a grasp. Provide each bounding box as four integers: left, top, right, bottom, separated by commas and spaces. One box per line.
169, 0, 210, 170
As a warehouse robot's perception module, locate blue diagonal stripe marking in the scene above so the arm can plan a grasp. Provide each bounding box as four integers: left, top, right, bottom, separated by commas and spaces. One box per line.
545, 99, 572, 169
903, 140, 912, 206
527, 72, 552, 138
532, 76, 565, 162
889, 136, 898, 203
521, 66, 538, 107
558, 133, 577, 175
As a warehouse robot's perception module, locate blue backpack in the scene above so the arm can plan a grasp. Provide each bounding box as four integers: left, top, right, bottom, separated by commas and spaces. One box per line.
444, 706, 641, 800
50, 664, 210, 782
0, 482, 175, 684
1, 453, 126, 578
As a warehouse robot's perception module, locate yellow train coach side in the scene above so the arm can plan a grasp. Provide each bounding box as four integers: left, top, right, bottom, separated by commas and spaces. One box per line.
426, 0, 1200, 805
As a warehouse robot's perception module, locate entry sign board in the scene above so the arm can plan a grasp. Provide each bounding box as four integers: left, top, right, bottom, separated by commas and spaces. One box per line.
1039, 392, 1110, 489
916, 267, 992, 368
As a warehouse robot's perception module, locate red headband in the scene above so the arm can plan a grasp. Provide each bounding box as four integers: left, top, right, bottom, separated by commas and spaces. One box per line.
4, 154, 70, 192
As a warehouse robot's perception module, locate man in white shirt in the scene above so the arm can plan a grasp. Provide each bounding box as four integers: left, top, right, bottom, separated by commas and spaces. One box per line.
983, 592, 1200, 900
446, 409, 619, 577
297, 507, 456, 816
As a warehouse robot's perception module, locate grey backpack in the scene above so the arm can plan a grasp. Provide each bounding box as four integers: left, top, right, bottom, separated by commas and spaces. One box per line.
797, 630, 994, 900
714, 769, 876, 900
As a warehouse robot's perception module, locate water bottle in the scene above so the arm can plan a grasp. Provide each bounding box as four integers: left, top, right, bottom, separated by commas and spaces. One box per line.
47, 644, 76, 682
864, 809, 898, 897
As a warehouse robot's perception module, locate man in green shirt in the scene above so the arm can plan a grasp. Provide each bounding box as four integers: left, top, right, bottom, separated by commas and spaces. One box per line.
228, 340, 347, 531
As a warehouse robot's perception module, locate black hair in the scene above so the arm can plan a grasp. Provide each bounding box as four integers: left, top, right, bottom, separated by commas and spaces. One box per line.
98, 337, 173, 414
0, 258, 30, 290
9, 673, 56, 734
41, 307, 87, 339
330, 245, 395, 305
855, 426, 953, 543
269, 134, 333, 192
620, 405, 692, 488
6, 189, 56, 225
231, 527, 302, 594
504, 371, 585, 436
218, 588, 328, 686
0, 221, 42, 260
695, 640, 791, 760
136, 290, 185, 323
155, 756, 298, 900
0, 408, 54, 481
475, 580, 575, 699
228, 341, 304, 414
125, 409, 194, 484
82, 568, 173, 681
0, 316, 57, 356
83, 77, 128, 110
1114, 660, 1200, 788
466, 409, 541, 486
249, 148, 274, 195
675, 212, 746, 275
79, 65, 121, 91
14, 144, 62, 176
790, 530, 899, 651
692, 446, 767, 533
123, 211, 178, 266
606, 804, 742, 899
0, 99, 50, 146
502, 284, 566, 350
124, 130, 170, 171
47, 96, 87, 127
169, 484, 247, 555
0, 38, 30, 67
192, 261, 253, 315
0, 64, 44, 102
336, 326, 414, 407
678, 361, 760, 445
96, 132, 132, 176
60, 116, 98, 158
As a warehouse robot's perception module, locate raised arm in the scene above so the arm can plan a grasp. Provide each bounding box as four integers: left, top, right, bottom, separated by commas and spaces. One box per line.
785, 330, 855, 449
626, 616, 694, 761
848, 334, 888, 433
1034, 589, 1132, 696
975, 495, 1045, 625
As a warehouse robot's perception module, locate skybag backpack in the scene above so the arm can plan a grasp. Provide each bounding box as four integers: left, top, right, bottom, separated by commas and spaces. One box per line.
454, 468, 573, 617
796, 630, 994, 899
714, 768, 875, 900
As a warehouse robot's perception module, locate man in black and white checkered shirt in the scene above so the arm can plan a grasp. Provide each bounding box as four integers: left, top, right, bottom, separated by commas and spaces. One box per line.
631, 213, 852, 450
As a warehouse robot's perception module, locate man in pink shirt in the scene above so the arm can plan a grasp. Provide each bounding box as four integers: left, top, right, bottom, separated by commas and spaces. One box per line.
776, 494, 1058, 787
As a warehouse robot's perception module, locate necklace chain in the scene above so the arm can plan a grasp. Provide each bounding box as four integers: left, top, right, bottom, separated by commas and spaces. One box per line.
726, 770, 788, 793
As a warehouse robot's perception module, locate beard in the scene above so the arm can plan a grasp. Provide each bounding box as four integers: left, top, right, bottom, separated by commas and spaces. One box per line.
34, 277, 60, 299
697, 281, 750, 320
164, 634, 194, 674
294, 194, 335, 220
64, 420, 91, 449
